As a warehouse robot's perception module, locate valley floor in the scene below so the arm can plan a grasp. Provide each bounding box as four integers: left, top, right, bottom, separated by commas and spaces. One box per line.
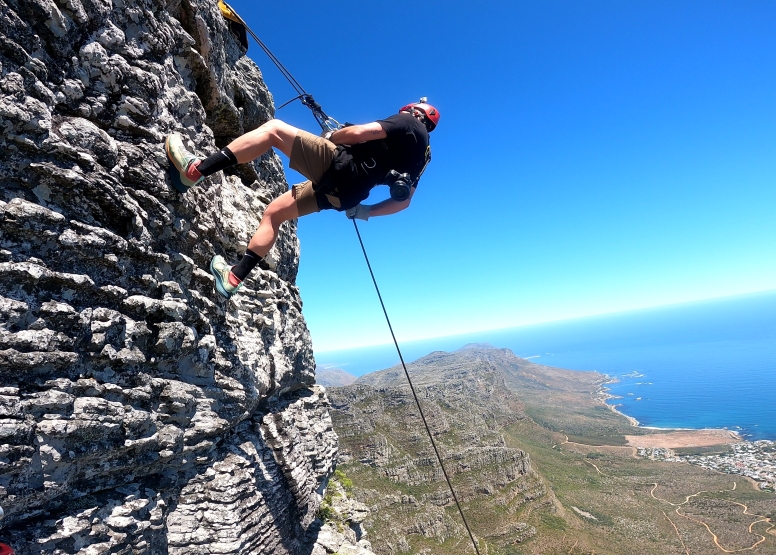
505, 419, 776, 555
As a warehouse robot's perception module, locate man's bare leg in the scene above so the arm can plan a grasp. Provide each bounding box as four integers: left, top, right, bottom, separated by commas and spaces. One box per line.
246, 190, 299, 258
203, 119, 305, 299
226, 119, 299, 163
210, 190, 301, 298
167, 119, 301, 188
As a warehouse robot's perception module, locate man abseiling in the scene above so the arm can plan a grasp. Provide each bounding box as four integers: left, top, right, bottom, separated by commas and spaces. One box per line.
165, 99, 439, 299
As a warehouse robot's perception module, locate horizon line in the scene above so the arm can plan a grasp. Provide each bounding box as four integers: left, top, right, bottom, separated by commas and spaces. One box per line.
313, 287, 776, 354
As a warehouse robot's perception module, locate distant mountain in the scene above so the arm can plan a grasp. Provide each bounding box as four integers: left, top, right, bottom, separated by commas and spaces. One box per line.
327, 345, 551, 554
316, 366, 358, 387
356, 343, 628, 444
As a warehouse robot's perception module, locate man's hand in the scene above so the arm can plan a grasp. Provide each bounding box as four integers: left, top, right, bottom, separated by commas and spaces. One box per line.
346, 204, 370, 221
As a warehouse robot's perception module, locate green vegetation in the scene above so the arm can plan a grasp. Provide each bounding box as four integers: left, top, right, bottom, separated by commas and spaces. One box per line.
316, 469, 355, 528
485, 544, 526, 555
316, 502, 337, 524
565, 433, 628, 446
334, 469, 353, 492
537, 513, 567, 532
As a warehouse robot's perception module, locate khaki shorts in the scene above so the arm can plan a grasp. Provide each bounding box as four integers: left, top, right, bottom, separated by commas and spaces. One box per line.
288, 130, 341, 213
292, 180, 320, 217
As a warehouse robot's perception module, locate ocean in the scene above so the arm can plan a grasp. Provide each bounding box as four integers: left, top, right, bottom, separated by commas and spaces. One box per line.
314, 290, 776, 440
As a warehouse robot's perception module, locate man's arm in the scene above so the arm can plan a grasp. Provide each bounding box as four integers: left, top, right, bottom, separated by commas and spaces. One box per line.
329, 122, 386, 144
347, 188, 416, 220
366, 186, 416, 217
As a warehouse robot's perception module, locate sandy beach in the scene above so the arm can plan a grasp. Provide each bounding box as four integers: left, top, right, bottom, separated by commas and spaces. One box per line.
625, 429, 742, 449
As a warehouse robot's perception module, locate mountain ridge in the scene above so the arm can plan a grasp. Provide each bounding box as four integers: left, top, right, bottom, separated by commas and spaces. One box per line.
317, 366, 358, 387
328, 345, 550, 553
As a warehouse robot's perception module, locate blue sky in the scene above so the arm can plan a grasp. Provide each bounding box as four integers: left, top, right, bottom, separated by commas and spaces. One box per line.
227, 0, 776, 352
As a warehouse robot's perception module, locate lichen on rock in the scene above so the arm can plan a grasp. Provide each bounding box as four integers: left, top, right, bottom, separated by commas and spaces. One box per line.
0, 0, 368, 552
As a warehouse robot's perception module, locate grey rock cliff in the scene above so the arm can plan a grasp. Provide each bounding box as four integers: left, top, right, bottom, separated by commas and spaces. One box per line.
0, 0, 372, 553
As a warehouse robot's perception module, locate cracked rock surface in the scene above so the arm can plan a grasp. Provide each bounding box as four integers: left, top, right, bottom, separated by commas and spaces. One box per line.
0, 0, 370, 552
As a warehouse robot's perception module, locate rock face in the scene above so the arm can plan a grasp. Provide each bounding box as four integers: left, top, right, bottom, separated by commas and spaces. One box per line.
0, 0, 370, 553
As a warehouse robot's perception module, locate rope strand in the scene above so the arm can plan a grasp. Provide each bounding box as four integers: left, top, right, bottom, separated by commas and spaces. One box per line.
352, 220, 482, 555
218, 7, 477, 549
223, 2, 307, 96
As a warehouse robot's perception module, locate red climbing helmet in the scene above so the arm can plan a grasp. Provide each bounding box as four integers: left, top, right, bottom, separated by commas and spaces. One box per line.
0, 543, 15, 555
399, 97, 440, 132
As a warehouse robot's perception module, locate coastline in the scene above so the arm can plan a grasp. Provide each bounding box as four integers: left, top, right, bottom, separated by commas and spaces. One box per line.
597, 378, 742, 448
597, 379, 641, 427
595, 376, 775, 491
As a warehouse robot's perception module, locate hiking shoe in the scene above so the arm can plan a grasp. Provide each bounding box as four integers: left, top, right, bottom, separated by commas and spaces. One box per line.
166, 133, 203, 190
210, 255, 244, 299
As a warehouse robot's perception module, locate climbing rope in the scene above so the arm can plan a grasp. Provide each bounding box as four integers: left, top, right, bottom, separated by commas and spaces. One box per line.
221, 7, 480, 551
220, 2, 341, 130
351, 220, 483, 555
220, 1, 305, 96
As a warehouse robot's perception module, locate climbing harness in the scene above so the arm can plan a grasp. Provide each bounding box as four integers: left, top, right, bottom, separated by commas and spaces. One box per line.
223, 8, 480, 553
351, 221, 483, 555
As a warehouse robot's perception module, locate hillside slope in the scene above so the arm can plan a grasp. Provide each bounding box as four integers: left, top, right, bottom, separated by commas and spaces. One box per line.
329, 347, 549, 554
316, 367, 358, 388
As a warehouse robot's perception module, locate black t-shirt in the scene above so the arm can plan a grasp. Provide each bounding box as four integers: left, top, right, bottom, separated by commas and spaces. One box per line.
318, 112, 431, 209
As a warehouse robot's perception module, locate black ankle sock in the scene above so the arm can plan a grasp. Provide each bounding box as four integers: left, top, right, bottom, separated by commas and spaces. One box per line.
231, 249, 263, 281
197, 147, 238, 176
